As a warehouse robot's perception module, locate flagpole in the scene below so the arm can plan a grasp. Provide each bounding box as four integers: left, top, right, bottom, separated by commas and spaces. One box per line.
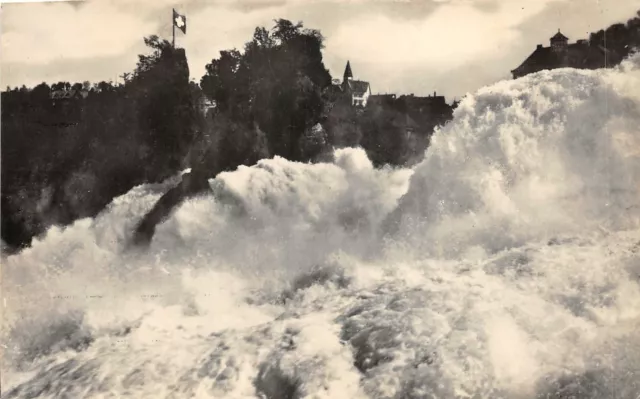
172, 9, 176, 48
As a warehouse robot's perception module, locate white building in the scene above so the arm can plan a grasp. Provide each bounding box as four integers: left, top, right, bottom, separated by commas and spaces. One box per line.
341, 61, 371, 107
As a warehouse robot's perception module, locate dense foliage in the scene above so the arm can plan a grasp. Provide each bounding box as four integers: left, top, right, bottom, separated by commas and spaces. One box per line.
200, 20, 332, 163
589, 11, 640, 59
2, 36, 201, 250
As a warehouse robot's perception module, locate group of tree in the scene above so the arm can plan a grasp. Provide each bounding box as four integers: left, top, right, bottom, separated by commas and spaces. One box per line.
589, 10, 640, 59
197, 19, 332, 167
2, 36, 201, 251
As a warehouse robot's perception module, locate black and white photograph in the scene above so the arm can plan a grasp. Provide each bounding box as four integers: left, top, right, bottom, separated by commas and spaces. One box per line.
2, 0, 640, 397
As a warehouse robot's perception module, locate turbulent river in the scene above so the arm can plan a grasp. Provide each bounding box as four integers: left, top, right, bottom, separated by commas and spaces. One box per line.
3, 55, 640, 399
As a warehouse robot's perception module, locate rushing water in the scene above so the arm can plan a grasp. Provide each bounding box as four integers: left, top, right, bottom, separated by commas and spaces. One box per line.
2, 56, 640, 398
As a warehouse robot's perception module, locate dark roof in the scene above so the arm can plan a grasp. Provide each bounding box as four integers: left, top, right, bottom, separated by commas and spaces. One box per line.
512, 42, 617, 76
370, 94, 396, 99
551, 31, 569, 41
346, 80, 370, 96
51, 89, 88, 99
398, 95, 447, 106
369, 94, 396, 103
344, 61, 353, 80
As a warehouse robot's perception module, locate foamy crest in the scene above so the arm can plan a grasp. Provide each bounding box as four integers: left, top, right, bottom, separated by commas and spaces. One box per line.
390, 55, 640, 257
150, 147, 412, 279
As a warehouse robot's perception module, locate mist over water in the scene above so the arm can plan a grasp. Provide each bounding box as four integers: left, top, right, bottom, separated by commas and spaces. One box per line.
3, 56, 640, 398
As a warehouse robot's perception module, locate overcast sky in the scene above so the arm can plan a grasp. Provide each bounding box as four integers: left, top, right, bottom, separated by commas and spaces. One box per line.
2, 0, 639, 100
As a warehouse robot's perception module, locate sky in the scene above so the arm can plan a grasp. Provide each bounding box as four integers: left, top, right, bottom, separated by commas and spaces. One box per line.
2, 0, 640, 100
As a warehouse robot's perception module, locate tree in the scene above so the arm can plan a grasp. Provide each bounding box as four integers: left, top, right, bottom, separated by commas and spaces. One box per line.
95, 81, 114, 93
298, 123, 329, 160
272, 19, 303, 43
129, 35, 200, 177
31, 83, 51, 102
51, 82, 71, 91
200, 49, 242, 113
133, 35, 171, 78
360, 103, 411, 167
199, 19, 331, 163
324, 97, 362, 148
1, 33, 208, 251
589, 12, 640, 59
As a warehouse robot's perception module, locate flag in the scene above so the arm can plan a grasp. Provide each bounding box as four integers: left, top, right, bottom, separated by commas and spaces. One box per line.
173, 9, 186, 34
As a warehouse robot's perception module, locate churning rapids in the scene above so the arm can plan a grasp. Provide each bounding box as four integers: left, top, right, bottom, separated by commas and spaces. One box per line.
3, 56, 640, 399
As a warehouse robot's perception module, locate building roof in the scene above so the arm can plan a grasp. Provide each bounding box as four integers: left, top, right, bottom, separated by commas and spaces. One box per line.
346, 80, 370, 97
51, 89, 88, 100
369, 94, 397, 104
370, 94, 396, 99
511, 42, 617, 76
398, 94, 447, 106
343, 61, 353, 80
551, 31, 569, 41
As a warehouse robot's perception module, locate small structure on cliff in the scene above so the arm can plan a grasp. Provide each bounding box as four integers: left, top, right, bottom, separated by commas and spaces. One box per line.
511, 29, 620, 79
341, 61, 372, 107
328, 61, 372, 107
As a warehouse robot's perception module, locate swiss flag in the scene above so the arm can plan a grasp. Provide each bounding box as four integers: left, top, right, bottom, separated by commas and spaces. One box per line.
173, 9, 186, 34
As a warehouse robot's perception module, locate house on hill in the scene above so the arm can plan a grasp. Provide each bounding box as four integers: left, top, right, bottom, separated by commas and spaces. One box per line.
341, 61, 372, 107
511, 30, 621, 79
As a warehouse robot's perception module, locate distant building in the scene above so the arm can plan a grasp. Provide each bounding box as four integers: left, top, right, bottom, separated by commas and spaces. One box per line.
396, 92, 453, 127
388, 93, 455, 155
369, 93, 397, 106
511, 30, 620, 79
324, 62, 454, 132
341, 61, 371, 107
50, 89, 88, 101
397, 92, 448, 112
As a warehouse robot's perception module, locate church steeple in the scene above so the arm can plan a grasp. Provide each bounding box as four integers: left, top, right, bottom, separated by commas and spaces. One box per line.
550, 29, 569, 53
343, 61, 353, 82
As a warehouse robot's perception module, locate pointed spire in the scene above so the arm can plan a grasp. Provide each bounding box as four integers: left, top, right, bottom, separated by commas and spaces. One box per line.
343, 61, 353, 81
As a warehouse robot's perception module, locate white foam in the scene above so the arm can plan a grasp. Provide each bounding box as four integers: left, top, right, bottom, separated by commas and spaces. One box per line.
391, 57, 640, 258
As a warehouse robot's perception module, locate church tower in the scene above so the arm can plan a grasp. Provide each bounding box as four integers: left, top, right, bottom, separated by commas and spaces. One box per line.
550, 30, 569, 53
343, 61, 353, 83
339, 60, 371, 107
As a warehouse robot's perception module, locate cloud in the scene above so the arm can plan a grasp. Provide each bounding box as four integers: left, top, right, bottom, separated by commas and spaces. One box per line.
1, 1, 156, 65
326, 0, 561, 72
181, 4, 289, 82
